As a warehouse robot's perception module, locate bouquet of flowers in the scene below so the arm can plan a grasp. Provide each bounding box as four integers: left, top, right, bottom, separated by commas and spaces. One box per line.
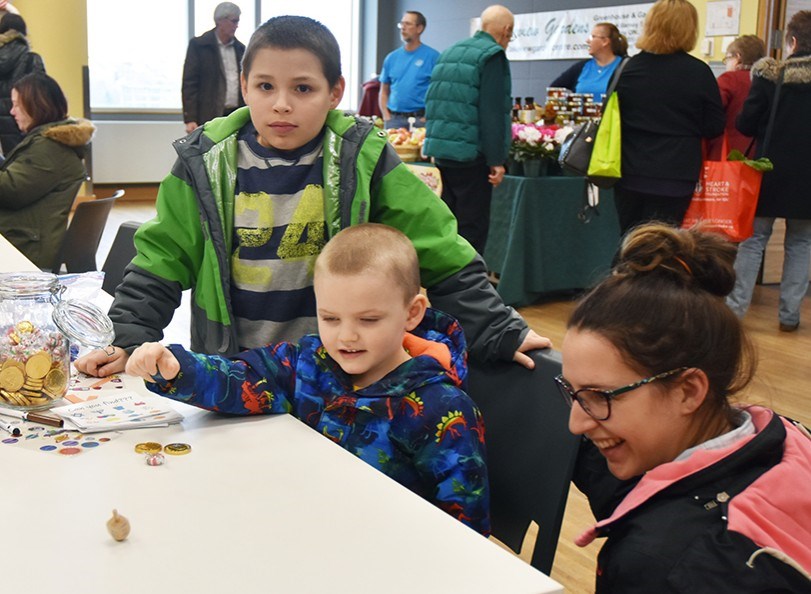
509, 123, 573, 162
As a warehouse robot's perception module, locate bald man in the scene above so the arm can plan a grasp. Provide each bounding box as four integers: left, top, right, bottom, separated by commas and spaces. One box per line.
423, 5, 514, 255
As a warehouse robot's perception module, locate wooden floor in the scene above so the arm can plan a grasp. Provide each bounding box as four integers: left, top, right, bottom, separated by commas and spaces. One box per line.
98, 198, 809, 593
518, 286, 811, 593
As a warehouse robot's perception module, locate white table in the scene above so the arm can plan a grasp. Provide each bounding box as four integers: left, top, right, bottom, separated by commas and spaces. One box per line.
0, 232, 39, 272
0, 234, 563, 594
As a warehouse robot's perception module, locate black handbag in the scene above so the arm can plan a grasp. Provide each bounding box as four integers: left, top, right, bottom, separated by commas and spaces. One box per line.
557, 58, 629, 178
558, 119, 598, 176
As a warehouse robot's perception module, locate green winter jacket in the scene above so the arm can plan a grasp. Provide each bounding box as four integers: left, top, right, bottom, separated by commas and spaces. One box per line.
0, 118, 92, 269
424, 31, 511, 163
112, 108, 527, 361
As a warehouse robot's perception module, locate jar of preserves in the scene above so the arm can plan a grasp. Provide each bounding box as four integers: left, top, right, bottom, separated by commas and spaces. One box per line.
0, 272, 114, 411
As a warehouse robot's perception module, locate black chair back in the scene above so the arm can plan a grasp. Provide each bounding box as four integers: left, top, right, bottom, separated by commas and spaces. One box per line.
101, 220, 140, 296
50, 189, 125, 273
467, 349, 579, 574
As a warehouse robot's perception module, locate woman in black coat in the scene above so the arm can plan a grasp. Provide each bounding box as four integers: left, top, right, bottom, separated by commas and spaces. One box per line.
727, 11, 811, 332
611, 0, 724, 235
0, 13, 44, 155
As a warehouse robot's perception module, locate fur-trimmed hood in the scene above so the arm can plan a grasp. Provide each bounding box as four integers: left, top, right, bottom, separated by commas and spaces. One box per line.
0, 28, 25, 48
0, 28, 28, 74
39, 118, 96, 147
752, 53, 811, 84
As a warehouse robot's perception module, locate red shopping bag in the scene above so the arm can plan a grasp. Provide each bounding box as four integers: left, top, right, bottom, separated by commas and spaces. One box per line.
682, 138, 763, 242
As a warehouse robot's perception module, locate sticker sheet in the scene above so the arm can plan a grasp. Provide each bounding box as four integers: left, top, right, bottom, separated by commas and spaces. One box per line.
0, 416, 121, 455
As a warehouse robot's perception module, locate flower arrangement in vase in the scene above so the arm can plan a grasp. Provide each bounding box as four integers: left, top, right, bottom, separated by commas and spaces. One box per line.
509, 123, 574, 176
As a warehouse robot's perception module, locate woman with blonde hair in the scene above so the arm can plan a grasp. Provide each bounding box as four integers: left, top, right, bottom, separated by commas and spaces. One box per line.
708, 34, 766, 159
611, 0, 724, 235
561, 223, 811, 592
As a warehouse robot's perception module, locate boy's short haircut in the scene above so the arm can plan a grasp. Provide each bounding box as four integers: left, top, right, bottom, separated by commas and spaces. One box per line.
316, 224, 421, 303
242, 15, 342, 86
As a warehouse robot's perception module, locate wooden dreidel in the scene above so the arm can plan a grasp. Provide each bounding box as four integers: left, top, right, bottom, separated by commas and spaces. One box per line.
107, 509, 131, 541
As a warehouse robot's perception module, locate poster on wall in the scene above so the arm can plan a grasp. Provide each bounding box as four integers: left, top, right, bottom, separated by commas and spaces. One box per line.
472, 3, 653, 61
706, 0, 741, 37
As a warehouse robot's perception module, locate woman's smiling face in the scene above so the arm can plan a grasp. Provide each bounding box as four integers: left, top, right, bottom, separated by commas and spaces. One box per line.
562, 329, 692, 480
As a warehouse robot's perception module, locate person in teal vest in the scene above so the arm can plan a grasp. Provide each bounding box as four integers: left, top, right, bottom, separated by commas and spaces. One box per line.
423, 5, 514, 255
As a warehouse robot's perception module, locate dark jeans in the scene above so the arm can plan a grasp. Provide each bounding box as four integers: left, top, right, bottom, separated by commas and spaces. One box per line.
437, 163, 492, 255
613, 187, 693, 236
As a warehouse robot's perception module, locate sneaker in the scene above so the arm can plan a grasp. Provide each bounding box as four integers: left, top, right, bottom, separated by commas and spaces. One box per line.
779, 322, 799, 333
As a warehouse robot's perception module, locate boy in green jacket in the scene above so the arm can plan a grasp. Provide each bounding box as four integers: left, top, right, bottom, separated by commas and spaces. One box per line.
76, 15, 549, 378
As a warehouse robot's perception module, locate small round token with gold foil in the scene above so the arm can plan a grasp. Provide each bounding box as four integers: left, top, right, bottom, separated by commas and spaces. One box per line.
163, 443, 191, 456
15, 321, 34, 334
44, 368, 67, 395
24, 352, 52, 379
0, 366, 25, 392
134, 442, 163, 455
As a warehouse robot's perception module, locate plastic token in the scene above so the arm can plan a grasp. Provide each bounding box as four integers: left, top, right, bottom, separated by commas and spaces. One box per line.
163, 442, 191, 456
134, 442, 163, 455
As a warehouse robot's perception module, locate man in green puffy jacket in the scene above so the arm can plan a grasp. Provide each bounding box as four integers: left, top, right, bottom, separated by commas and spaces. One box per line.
76, 14, 549, 378
424, 5, 514, 255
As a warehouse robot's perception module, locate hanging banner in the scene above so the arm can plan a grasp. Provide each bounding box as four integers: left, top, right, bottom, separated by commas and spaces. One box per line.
473, 3, 653, 61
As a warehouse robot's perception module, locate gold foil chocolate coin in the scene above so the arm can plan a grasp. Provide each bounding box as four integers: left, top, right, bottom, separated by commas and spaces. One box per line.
0, 366, 25, 392
163, 443, 192, 456
134, 442, 163, 455
44, 368, 67, 395
24, 352, 52, 379
1, 359, 25, 372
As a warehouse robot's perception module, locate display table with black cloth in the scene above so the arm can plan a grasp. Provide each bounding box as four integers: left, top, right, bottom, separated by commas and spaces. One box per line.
485, 176, 621, 307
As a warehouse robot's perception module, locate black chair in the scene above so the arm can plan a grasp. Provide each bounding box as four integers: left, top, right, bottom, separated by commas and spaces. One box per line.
466, 349, 580, 575
50, 189, 125, 273
101, 220, 140, 296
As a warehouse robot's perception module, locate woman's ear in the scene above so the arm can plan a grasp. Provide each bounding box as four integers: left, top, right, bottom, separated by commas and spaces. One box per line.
677, 368, 710, 415
404, 294, 428, 331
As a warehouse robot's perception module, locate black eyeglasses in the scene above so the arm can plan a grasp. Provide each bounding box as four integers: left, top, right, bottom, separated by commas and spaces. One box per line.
555, 367, 688, 421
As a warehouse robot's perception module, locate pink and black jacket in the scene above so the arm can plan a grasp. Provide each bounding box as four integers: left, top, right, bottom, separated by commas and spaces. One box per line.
574, 406, 811, 593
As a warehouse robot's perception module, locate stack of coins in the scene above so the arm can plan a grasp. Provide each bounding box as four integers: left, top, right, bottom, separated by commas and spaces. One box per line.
0, 350, 68, 408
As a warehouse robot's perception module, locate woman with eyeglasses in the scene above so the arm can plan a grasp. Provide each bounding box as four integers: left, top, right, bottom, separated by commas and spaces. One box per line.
557, 222, 811, 593
707, 35, 766, 160
549, 22, 627, 102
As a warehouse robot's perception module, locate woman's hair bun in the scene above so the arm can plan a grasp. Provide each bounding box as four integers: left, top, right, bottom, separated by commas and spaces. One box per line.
616, 223, 738, 297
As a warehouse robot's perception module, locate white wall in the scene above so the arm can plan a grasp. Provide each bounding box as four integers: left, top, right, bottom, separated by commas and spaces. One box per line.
91, 121, 186, 184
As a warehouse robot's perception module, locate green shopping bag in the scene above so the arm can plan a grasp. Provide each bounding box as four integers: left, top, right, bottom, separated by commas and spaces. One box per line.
587, 91, 622, 188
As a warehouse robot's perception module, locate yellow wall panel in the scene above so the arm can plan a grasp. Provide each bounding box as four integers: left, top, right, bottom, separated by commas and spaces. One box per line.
14, 0, 88, 117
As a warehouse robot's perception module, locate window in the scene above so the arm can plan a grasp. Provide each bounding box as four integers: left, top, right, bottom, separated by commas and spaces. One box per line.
87, 1, 359, 113
87, 0, 188, 111
260, 1, 360, 111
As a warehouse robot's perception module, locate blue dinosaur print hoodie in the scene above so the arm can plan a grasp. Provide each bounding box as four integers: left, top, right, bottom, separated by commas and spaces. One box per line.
148, 308, 490, 534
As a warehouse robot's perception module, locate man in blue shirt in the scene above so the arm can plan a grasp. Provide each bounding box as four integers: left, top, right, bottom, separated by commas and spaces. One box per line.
379, 11, 439, 130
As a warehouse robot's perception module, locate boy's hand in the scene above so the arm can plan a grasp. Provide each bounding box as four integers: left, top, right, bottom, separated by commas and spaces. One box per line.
512, 330, 553, 369
75, 347, 129, 377
126, 343, 180, 384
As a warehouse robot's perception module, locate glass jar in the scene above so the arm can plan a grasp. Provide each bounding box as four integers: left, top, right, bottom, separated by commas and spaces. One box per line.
0, 272, 114, 411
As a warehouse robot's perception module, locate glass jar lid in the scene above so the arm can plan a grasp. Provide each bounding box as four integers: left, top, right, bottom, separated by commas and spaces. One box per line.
0, 272, 60, 299
52, 299, 115, 349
